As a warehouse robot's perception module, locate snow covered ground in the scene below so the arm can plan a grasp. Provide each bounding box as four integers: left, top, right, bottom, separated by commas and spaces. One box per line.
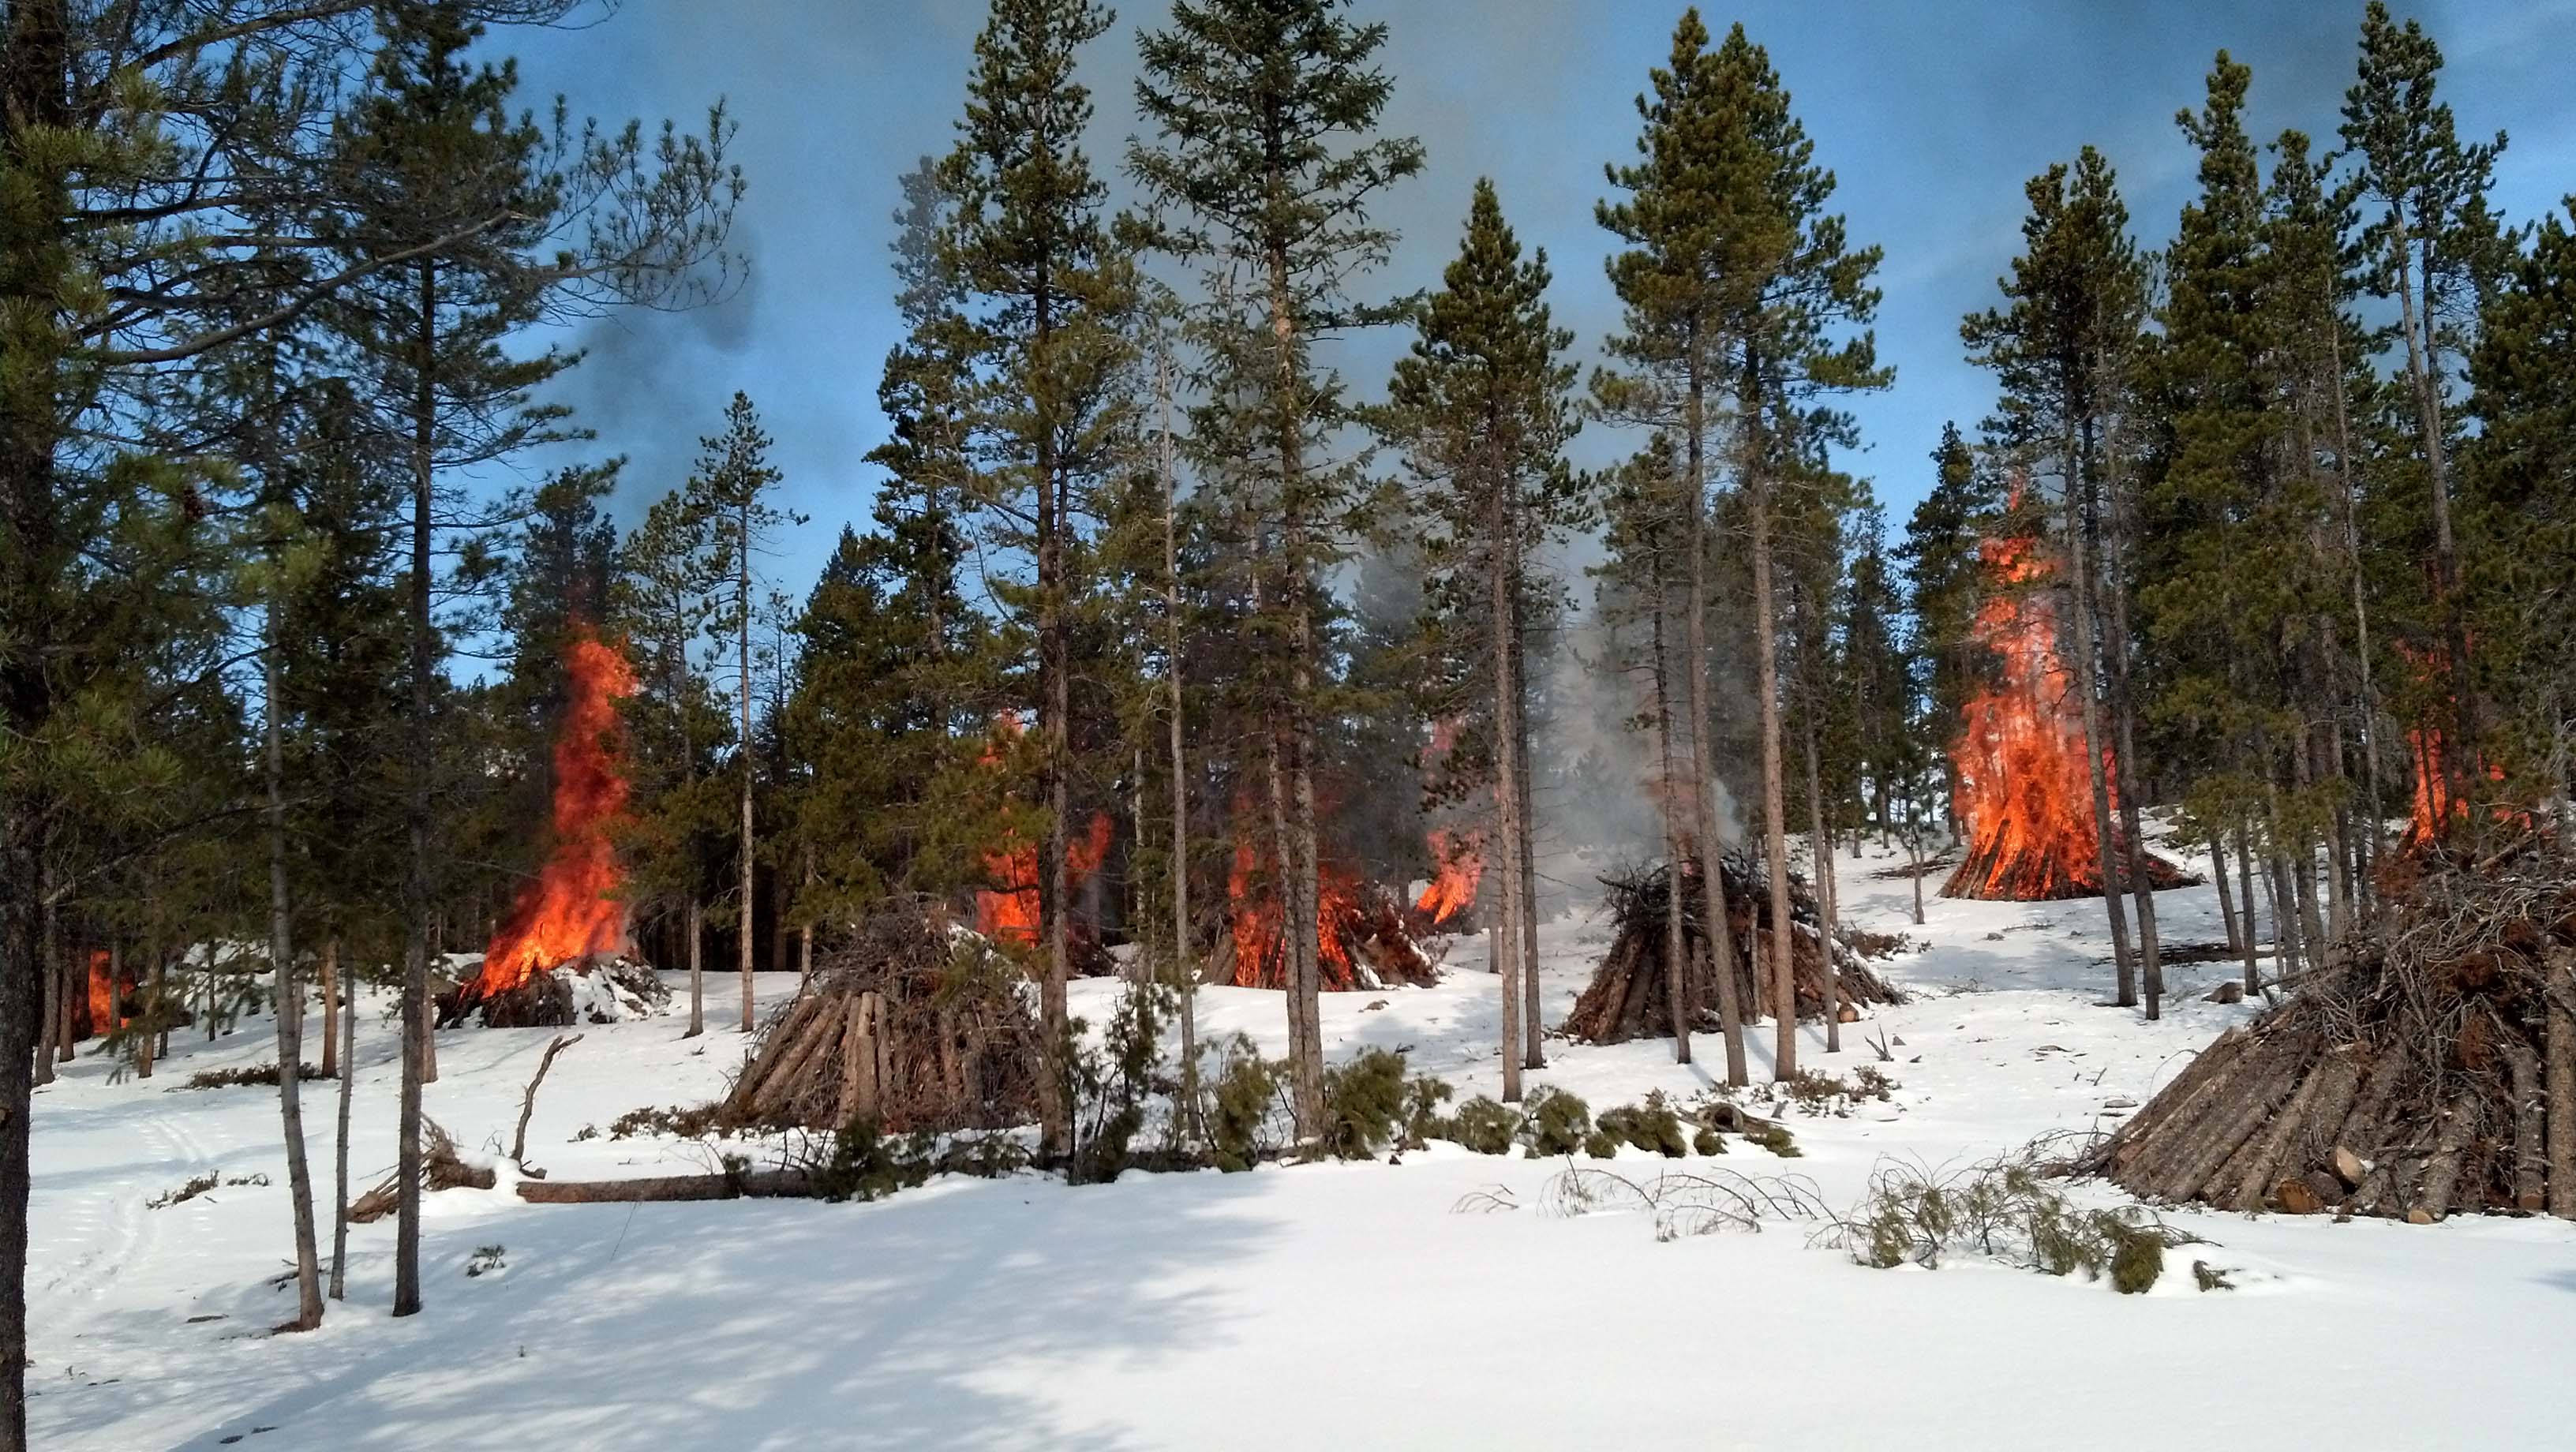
31, 833, 2576, 1450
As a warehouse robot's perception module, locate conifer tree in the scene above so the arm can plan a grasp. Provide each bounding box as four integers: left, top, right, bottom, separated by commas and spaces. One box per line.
2341, 2, 2514, 802
1605, 15, 1885, 1079
1382, 179, 1589, 1091
943, 0, 1135, 1158
1897, 423, 2000, 833
1961, 144, 2153, 1005
690, 393, 797, 1033
1130, 0, 1424, 1134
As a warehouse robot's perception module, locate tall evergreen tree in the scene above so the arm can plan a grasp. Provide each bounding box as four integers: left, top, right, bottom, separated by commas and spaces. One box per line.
943, 0, 1135, 1157
1129, 0, 1424, 1135
1381, 178, 1589, 1095
1961, 143, 2155, 1005
1898, 422, 2001, 834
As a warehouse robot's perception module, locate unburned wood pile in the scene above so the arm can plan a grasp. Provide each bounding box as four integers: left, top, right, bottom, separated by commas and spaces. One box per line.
349, 1118, 493, 1222
1567, 853, 1904, 1045
2080, 840, 2576, 1221
714, 899, 1039, 1134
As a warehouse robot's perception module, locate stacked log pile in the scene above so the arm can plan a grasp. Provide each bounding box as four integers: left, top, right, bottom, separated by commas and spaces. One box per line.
714, 899, 1039, 1134
1567, 852, 1904, 1045
2080, 840, 2576, 1222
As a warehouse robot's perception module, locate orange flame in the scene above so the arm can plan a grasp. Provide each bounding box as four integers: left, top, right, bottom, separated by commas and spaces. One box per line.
2396, 643, 2508, 848
1415, 828, 1482, 926
1227, 832, 1365, 989
88, 949, 117, 1035
471, 630, 636, 999
1948, 522, 2117, 899
976, 810, 1113, 943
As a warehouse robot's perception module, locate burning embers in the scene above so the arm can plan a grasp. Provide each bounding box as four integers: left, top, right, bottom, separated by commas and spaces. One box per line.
466, 629, 638, 1003
1943, 518, 2181, 901
976, 812, 1112, 943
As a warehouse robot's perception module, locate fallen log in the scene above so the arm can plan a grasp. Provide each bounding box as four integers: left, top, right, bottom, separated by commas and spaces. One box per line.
514, 1169, 817, 1203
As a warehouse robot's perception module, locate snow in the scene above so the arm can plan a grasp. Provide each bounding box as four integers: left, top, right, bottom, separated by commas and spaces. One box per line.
31, 828, 2576, 1450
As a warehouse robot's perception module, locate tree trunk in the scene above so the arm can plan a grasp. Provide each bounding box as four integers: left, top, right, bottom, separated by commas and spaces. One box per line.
2211, 829, 2241, 960
316, 934, 338, 1080
1649, 534, 1692, 1064
684, 897, 704, 1038
330, 937, 354, 1301
1265, 229, 1325, 1139
738, 490, 756, 1035
264, 608, 324, 1330
1491, 480, 1526, 1103
30, 945, 54, 1090
2236, 820, 2262, 994
1685, 364, 1747, 1085
1515, 590, 1543, 1072
1159, 344, 1199, 1143
2095, 433, 2162, 1016
138, 897, 160, 1081
1747, 451, 1797, 1080
395, 259, 438, 1320
2062, 428, 2135, 1005
1799, 627, 1840, 1052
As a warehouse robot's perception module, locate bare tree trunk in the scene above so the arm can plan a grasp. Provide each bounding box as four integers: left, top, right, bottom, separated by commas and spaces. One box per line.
1265, 240, 1326, 1139
1905, 805, 1926, 925
316, 934, 338, 1080
30, 941, 54, 1090
1747, 459, 1798, 1080
738, 492, 756, 1034
1685, 368, 1747, 1085
1158, 343, 1199, 1143
329, 937, 353, 1301
264, 608, 323, 1330
1515, 592, 1542, 1072
1491, 483, 1526, 1102
395, 260, 437, 1320
1799, 644, 1840, 1052
137, 896, 160, 1082
684, 898, 704, 1038
2061, 434, 2135, 1005
2211, 829, 2241, 960
2096, 435, 2162, 1016
2326, 294, 2387, 895
797, 845, 814, 990
2236, 820, 2263, 993
1649, 540, 1692, 1065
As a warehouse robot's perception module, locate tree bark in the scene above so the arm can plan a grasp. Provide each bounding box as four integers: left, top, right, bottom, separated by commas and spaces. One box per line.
265, 603, 324, 1331
2236, 819, 2263, 993
2061, 430, 2134, 1005
2095, 431, 2161, 1015
1686, 357, 1747, 1085
1159, 342, 1198, 1144
1649, 532, 1692, 1064
1799, 616, 1840, 1052
738, 485, 756, 1034
2211, 829, 2241, 960
1747, 449, 1797, 1080
684, 897, 704, 1038
1491, 476, 1526, 1103
395, 259, 437, 1320
1265, 216, 1325, 1138
330, 937, 353, 1301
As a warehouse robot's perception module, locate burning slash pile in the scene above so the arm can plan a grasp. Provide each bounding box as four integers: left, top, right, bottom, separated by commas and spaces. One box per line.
715, 898, 1039, 1133
1207, 838, 1439, 992
2079, 840, 2576, 1221
1942, 515, 2190, 901
448, 629, 667, 1028
1567, 852, 1903, 1045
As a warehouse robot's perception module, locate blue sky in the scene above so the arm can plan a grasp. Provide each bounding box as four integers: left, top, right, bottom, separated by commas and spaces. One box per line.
496, 1, 2576, 610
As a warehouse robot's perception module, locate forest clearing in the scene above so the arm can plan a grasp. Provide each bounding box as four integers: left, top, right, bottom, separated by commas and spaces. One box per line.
10, 2, 2576, 1448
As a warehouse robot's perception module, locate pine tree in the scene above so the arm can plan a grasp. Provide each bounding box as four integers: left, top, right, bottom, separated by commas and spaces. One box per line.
1130, 0, 1424, 1136
688, 394, 798, 1033
1961, 142, 2154, 1005
1605, 15, 1885, 1080
2341, 1, 2514, 813
1898, 422, 2002, 836
1382, 179, 1589, 1095
942, 0, 1136, 1158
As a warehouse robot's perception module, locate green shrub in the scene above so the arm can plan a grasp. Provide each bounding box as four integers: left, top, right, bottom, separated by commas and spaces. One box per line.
1444, 1096, 1522, 1155
1208, 1035, 1289, 1172
1691, 1127, 1724, 1156
1596, 1098, 1688, 1157
1740, 1120, 1801, 1157
1320, 1048, 1410, 1160
1583, 1129, 1619, 1158
1828, 1154, 2192, 1293
1521, 1087, 1593, 1157
1400, 1074, 1455, 1149
817, 1117, 936, 1203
